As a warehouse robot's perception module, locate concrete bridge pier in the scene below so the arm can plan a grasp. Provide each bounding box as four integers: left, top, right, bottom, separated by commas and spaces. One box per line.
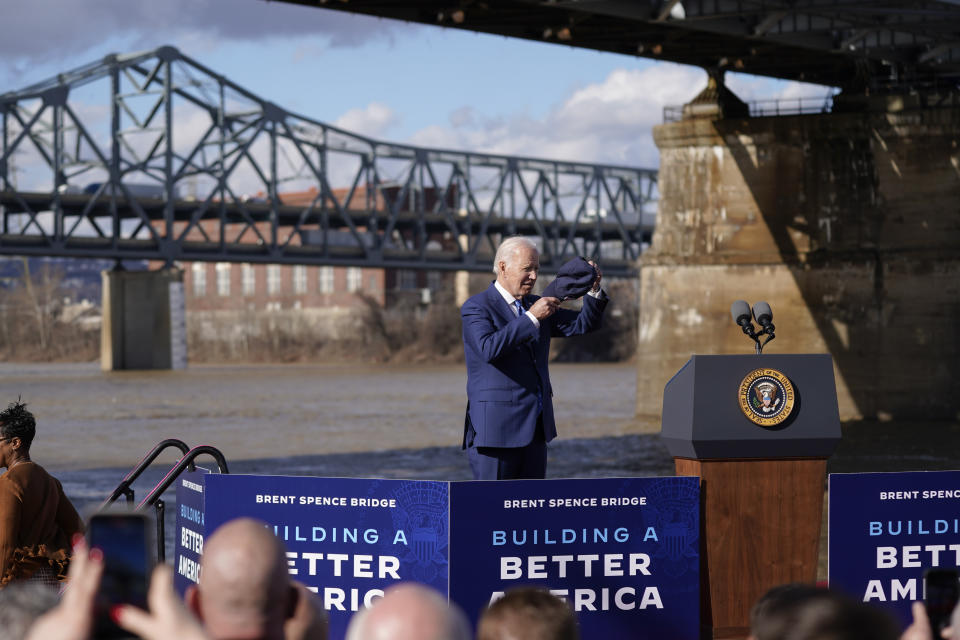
101, 268, 187, 371
637, 84, 960, 424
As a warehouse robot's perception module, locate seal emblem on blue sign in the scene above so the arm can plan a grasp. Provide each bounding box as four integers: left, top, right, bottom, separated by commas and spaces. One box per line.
389, 481, 449, 583
644, 478, 699, 579
738, 368, 796, 427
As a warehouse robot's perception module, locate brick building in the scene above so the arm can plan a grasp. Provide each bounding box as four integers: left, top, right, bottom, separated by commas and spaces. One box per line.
172, 186, 453, 350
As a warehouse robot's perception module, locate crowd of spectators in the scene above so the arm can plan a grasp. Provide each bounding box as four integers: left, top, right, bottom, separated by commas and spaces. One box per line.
0, 516, 955, 640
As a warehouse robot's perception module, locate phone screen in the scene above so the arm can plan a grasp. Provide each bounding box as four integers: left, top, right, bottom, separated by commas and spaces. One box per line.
87, 513, 154, 639
925, 569, 960, 636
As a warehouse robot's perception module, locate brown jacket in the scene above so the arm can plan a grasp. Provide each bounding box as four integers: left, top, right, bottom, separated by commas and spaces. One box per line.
0, 462, 84, 585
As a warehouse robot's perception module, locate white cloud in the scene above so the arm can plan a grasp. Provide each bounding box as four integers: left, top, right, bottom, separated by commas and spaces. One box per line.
726, 74, 838, 113
408, 63, 707, 168
0, 0, 412, 67
776, 82, 835, 100
402, 65, 841, 170
334, 103, 400, 139
727, 74, 835, 102
449, 106, 475, 128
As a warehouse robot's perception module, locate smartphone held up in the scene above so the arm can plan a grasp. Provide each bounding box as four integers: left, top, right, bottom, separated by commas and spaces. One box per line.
925, 568, 960, 639
86, 512, 155, 639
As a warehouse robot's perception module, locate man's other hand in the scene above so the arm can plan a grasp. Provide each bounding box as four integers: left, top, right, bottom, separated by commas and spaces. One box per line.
528, 297, 559, 320
900, 601, 953, 640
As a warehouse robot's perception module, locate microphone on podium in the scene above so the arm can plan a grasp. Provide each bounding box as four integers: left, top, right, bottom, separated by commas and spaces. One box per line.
730, 300, 776, 354
752, 301, 774, 333
730, 300, 753, 331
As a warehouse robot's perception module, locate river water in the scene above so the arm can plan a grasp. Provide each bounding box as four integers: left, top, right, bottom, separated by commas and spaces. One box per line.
0, 361, 673, 516
7, 361, 950, 580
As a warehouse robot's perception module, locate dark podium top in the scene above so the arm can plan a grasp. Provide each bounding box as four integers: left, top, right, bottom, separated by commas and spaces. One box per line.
660, 354, 841, 460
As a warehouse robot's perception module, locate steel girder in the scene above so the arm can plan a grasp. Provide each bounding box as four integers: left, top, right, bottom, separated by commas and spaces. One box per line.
0, 46, 657, 277
276, 0, 960, 90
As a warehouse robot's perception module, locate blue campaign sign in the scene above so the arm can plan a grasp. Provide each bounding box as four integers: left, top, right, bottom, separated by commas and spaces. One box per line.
449, 477, 700, 639
829, 471, 960, 627
203, 474, 449, 640
174, 468, 208, 596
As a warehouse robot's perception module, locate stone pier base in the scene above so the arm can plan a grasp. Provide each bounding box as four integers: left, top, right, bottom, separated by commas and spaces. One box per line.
101, 268, 186, 370
638, 100, 960, 423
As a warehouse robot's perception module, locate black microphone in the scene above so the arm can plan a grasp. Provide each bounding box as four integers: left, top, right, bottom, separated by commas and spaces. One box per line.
730, 300, 752, 328
752, 301, 773, 329
732, 299, 763, 354
752, 301, 776, 352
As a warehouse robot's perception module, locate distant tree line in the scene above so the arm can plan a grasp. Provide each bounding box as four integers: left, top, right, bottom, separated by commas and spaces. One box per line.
0, 259, 99, 361
1, 262, 638, 365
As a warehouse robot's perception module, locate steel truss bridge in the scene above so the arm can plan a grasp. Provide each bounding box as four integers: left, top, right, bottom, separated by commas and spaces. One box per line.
0, 46, 657, 278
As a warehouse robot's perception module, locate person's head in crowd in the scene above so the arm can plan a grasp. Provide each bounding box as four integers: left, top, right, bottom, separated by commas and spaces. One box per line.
749, 583, 898, 640
0, 581, 60, 640
785, 596, 899, 640
185, 517, 326, 640
0, 400, 36, 468
345, 582, 470, 640
476, 587, 579, 640
749, 583, 831, 640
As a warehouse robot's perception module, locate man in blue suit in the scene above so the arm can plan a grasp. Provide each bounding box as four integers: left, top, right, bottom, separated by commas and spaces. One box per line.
461, 237, 608, 480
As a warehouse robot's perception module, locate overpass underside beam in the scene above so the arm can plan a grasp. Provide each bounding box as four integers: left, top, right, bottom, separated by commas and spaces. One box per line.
274, 0, 960, 90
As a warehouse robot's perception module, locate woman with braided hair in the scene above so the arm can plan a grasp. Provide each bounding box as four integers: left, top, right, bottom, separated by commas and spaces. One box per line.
0, 400, 83, 587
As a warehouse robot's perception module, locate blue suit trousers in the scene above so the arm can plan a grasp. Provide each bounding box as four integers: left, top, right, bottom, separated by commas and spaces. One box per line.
466, 415, 547, 480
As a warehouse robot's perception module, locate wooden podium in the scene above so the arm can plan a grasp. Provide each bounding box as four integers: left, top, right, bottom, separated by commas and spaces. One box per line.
661, 354, 841, 639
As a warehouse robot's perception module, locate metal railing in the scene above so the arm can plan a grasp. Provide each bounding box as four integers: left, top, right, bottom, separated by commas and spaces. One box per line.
100, 440, 228, 563
100, 438, 194, 510
663, 94, 837, 123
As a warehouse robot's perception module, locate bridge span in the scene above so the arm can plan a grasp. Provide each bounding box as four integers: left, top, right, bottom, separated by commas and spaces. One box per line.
0, 46, 656, 279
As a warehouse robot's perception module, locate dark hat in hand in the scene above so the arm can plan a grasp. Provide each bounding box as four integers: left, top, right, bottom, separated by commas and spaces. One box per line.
542, 257, 597, 301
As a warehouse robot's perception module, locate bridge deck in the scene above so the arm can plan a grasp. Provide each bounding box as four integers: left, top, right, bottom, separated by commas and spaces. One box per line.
0, 192, 651, 275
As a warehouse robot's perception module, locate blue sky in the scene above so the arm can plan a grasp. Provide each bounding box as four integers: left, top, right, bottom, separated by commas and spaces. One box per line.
1, 0, 832, 170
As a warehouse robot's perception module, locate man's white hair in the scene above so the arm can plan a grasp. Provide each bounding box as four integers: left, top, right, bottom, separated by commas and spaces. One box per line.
493, 237, 538, 274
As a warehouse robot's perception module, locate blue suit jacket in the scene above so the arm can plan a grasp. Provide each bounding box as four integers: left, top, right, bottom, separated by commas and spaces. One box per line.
461, 282, 608, 449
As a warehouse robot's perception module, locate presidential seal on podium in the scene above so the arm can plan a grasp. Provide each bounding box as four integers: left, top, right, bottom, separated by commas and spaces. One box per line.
738, 368, 796, 427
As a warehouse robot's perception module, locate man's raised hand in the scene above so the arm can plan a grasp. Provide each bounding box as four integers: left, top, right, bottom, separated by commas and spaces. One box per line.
588, 260, 602, 293
528, 297, 560, 320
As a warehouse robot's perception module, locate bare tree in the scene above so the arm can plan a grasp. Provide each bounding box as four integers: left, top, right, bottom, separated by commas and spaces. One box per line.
0, 258, 93, 359
15, 257, 65, 349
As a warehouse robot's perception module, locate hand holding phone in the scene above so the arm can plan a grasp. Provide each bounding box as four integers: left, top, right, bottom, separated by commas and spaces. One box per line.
925, 568, 960, 639
87, 512, 155, 639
